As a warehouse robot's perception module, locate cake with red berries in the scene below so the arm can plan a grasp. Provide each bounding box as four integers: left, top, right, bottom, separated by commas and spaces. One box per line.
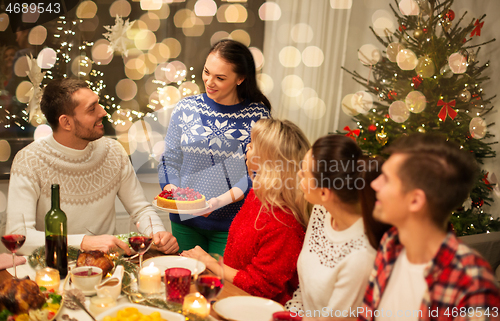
156, 187, 206, 210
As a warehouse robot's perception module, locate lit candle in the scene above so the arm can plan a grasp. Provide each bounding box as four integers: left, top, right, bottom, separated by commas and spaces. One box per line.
183, 292, 210, 318
35, 268, 60, 292
89, 295, 117, 316
139, 262, 161, 294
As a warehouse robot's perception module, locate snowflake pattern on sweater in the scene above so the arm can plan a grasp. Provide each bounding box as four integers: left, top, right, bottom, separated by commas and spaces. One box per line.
158, 94, 270, 231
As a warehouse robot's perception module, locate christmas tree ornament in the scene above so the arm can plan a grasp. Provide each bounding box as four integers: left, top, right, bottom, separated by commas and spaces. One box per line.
415, 57, 435, 78
386, 43, 404, 63
389, 101, 410, 123
351, 91, 373, 115
343, 126, 360, 141
437, 99, 457, 121
416, 126, 426, 133
405, 91, 426, 113
442, 20, 452, 32
341, 94, 359, 116
439, 64, 453, 78
444, 9, 455, 21
399, 0, 420, 16
469, 117, 487, 139
448, 52, 467, 74
458, 89, 471, 103
412, 76, 423, 89
467, 50, 476, 64
368, 124, 377, 132
470, 19, 484, 37
388, 90, 397, 100
472, 198, 484, 207
358, 44, 381, 65
413, 28, 423, 39
399, 24, 407, 32
376, 130, 388, 146
397, 49, 418, 70
463, 196, 472, 211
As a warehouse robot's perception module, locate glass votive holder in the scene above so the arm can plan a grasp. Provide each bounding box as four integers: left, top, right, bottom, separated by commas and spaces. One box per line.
139, 263, 161, 294
165, 267, 191, 304
89, 295, 117, 316
35, 268, 60, 292
183, 292, 210, 318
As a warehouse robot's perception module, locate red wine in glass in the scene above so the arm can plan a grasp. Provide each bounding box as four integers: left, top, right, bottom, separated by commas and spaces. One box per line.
128, 236, 152, 254
1, 234, 26, 253
196, 275, 224, 300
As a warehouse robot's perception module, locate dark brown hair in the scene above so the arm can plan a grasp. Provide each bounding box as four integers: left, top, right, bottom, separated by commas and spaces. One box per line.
40, 78, 89, 130
209, 39, 271, 111
384, 133, 478, 228
311, 135, 390, 248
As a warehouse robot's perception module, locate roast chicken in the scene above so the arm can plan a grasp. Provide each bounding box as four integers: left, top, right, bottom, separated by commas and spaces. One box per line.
76, 250, 114, 276
0, 278, 46, 314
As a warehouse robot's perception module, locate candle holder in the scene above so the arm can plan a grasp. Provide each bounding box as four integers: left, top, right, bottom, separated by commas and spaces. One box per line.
183, 292, 210, 319
139, 263, 161, 294
35, 267, 60, 292
165, 267, 191, 304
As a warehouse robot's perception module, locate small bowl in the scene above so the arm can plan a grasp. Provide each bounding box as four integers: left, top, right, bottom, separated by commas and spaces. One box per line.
71, 266, 103, 293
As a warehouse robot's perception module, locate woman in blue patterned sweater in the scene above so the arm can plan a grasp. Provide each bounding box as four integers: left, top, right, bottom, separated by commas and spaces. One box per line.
158, 39, 272, 255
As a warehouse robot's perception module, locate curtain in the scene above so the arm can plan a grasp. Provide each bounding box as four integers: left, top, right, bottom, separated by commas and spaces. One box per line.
261, 0, 352, 142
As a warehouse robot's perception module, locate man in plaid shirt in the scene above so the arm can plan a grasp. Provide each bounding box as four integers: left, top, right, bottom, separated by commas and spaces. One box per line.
358, 134, 500, 321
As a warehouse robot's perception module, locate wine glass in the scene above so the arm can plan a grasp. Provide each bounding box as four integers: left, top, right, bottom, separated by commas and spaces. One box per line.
1, 214, 26, 278
128, 216, 154, 270
194, 253, 224, 304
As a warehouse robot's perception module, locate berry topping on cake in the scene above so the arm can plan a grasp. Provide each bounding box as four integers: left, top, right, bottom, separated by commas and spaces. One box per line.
158, 187, 203, 201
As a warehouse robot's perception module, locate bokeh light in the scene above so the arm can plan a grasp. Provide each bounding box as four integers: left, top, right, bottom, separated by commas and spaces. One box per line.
250, 47, 264, 70
303, 97, 326, 119
291, 23, 313, 44
330, 0, 352, 9
179, 82, 200, 98
281, 75, 304, 97
257, 73, 274, 95
448, 52, 467, 74
117, 132, 136, 155
92, 39, 113, 65
22, 11, 40, 23
77, 1, 98, 19
140, 0, 162, 10
28, 26, 47, 45
140, 12, 160, 32
37, 48, 57, 69
159, 86, 182, 107
341, 94, 358, 116
0, 13, 9, 31
16, 81, 33, 104
125, 58, 146, 80
135, 29, 156, 50
183, 17, 205, 37
211, 31, 230, 46
174, 9, 195, 28
351, 91, 373, 114
279, 46, 301, 68
229, 30, 250, 46
372, 10, 395, 37
399, 0, 419, 16
389, 101, 410, 123
296, 87, 318, 107
152, 3, 170, 19
116, 79, 138, 101
162, 38, 181, 58
71, 56, 93, 77
165, 61, 187, 83
0, 140, 11, 162
110, 0, 132, 17
195, 0, 217, 16
217, 4, 248, 23
79, 15, 99, 32
149, 43, 170, 64
302, 46, 324, 67
358, 44, 381, 65
148, 91, 162, 111
33, 125, 52, 141
397, 49, 418, 70
112, 109, 133, 133
14, 56, 30, 78
259, 2, 281, 21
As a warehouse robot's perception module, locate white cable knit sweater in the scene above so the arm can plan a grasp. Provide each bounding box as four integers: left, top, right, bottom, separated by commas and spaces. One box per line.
6, 134, 165, 255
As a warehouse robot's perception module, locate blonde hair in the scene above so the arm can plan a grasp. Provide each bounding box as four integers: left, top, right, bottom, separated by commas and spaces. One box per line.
250, 119, 311, 227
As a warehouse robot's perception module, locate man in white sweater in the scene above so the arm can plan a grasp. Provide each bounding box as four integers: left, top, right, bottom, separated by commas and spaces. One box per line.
6, 78, 179, 255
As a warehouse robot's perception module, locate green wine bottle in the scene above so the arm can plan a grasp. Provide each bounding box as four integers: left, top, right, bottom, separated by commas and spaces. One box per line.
45, 184, 68, 278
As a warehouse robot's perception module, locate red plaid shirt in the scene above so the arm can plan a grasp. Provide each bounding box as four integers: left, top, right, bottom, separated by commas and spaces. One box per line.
358, 227, 500, 321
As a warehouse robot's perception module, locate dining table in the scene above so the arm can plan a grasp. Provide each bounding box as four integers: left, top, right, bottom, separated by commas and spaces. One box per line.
0, 248, 252, 321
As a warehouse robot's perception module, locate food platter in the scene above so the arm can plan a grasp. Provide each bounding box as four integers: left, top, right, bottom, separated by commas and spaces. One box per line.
213, 296, 284, 321
96, 303, 185, 321
142, 256, 205, 275
152, 199, 210, 214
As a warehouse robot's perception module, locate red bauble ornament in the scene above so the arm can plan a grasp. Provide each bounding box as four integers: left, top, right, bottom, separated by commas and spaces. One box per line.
423, 28, 428, 33
399, 24, 407, 32
472, 198, 484, 207
445, 9, 455, 21
412, 76, 423, 89
368, 124, 377, 132
388, 90, 397, 100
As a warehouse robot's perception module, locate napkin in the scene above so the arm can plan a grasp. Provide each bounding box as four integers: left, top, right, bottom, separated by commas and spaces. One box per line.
0, 253, 27, 270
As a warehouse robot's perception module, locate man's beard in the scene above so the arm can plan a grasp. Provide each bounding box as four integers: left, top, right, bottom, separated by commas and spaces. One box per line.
74, 117, 104, 142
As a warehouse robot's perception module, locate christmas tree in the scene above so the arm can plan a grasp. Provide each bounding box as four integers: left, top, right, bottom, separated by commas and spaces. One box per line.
342, 0, 500, 236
